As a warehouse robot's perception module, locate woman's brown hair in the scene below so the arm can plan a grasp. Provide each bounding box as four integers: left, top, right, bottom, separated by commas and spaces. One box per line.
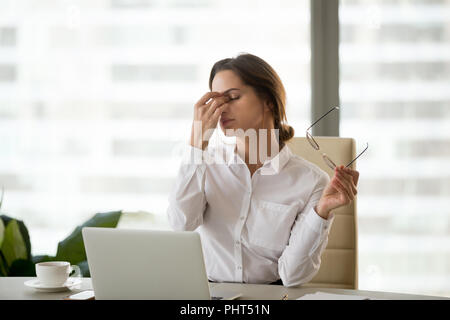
208, 52, 295, 148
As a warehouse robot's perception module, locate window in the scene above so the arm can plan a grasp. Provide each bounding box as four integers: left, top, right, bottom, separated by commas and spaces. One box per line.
340, 0, 450, 297
0, 0, 310, 256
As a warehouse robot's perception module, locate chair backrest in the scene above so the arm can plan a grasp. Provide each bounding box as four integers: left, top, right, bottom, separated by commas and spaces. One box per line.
286, 136, 358, 289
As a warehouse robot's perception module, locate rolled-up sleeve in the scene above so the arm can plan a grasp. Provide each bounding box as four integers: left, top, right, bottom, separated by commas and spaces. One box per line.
166, 144, 209, 231
278, 171, 335, 287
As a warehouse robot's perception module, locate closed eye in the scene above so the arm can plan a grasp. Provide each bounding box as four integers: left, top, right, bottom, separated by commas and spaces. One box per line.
229, 96, 239, 100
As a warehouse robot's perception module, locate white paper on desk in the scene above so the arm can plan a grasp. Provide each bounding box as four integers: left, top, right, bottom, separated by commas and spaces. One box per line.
296, 291, 370, 300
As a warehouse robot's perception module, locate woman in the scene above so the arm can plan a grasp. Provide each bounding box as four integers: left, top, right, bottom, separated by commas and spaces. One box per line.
167, 53, 359, 287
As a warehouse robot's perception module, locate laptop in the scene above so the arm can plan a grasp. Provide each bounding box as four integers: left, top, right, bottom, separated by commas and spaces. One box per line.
82, 227, 242, 300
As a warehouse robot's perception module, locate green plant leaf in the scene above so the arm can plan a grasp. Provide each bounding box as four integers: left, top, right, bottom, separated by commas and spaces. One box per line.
8, 259, 35, 276
0, 215, 31, 260
0, 218, 7, 275
55, 211, 122, 265
0, 251, 8, 276
0, 219, 4, 249
1, 220, 27, 267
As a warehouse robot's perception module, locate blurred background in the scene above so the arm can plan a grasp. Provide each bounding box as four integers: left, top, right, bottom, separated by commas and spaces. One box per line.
0, 0, 448, 297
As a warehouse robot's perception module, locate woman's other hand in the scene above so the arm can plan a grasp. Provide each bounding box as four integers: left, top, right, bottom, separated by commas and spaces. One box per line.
315, 165, 360, 219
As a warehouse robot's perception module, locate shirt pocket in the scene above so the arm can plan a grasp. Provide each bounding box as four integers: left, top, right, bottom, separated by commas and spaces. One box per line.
246, 199, 301, 251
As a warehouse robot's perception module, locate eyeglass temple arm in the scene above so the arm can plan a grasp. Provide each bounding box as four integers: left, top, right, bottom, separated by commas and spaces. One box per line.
345, 142, 369, 168
306, 106, 340, 131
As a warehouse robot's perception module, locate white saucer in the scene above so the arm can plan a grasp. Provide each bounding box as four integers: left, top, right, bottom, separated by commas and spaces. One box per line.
24, 278, 82, 292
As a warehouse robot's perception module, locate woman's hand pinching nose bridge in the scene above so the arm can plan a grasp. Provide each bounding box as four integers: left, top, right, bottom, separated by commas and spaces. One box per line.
190, 91, 231, 150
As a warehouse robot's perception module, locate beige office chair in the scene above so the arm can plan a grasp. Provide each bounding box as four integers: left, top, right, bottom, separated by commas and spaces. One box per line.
286, 136, 358, 289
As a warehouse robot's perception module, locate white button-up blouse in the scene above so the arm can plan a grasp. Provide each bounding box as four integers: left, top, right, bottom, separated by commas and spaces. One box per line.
167, 139, 335, 287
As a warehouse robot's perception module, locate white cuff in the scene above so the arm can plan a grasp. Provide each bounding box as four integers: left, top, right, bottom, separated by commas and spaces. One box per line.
304, 206, 335, 234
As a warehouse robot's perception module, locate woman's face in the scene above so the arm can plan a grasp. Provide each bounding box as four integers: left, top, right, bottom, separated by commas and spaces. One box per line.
211, 70, 273, 137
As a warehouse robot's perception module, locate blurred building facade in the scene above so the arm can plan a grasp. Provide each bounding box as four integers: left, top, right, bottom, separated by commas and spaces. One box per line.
340, 0, 450, 297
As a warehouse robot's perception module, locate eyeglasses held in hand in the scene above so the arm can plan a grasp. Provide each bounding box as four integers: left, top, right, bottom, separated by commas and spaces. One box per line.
306, 106, 368, 170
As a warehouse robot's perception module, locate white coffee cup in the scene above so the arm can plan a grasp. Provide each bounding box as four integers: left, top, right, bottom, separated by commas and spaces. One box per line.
35, 261, 81, 287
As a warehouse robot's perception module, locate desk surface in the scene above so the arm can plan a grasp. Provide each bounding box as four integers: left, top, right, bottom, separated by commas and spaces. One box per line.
1, 277, 448, 300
